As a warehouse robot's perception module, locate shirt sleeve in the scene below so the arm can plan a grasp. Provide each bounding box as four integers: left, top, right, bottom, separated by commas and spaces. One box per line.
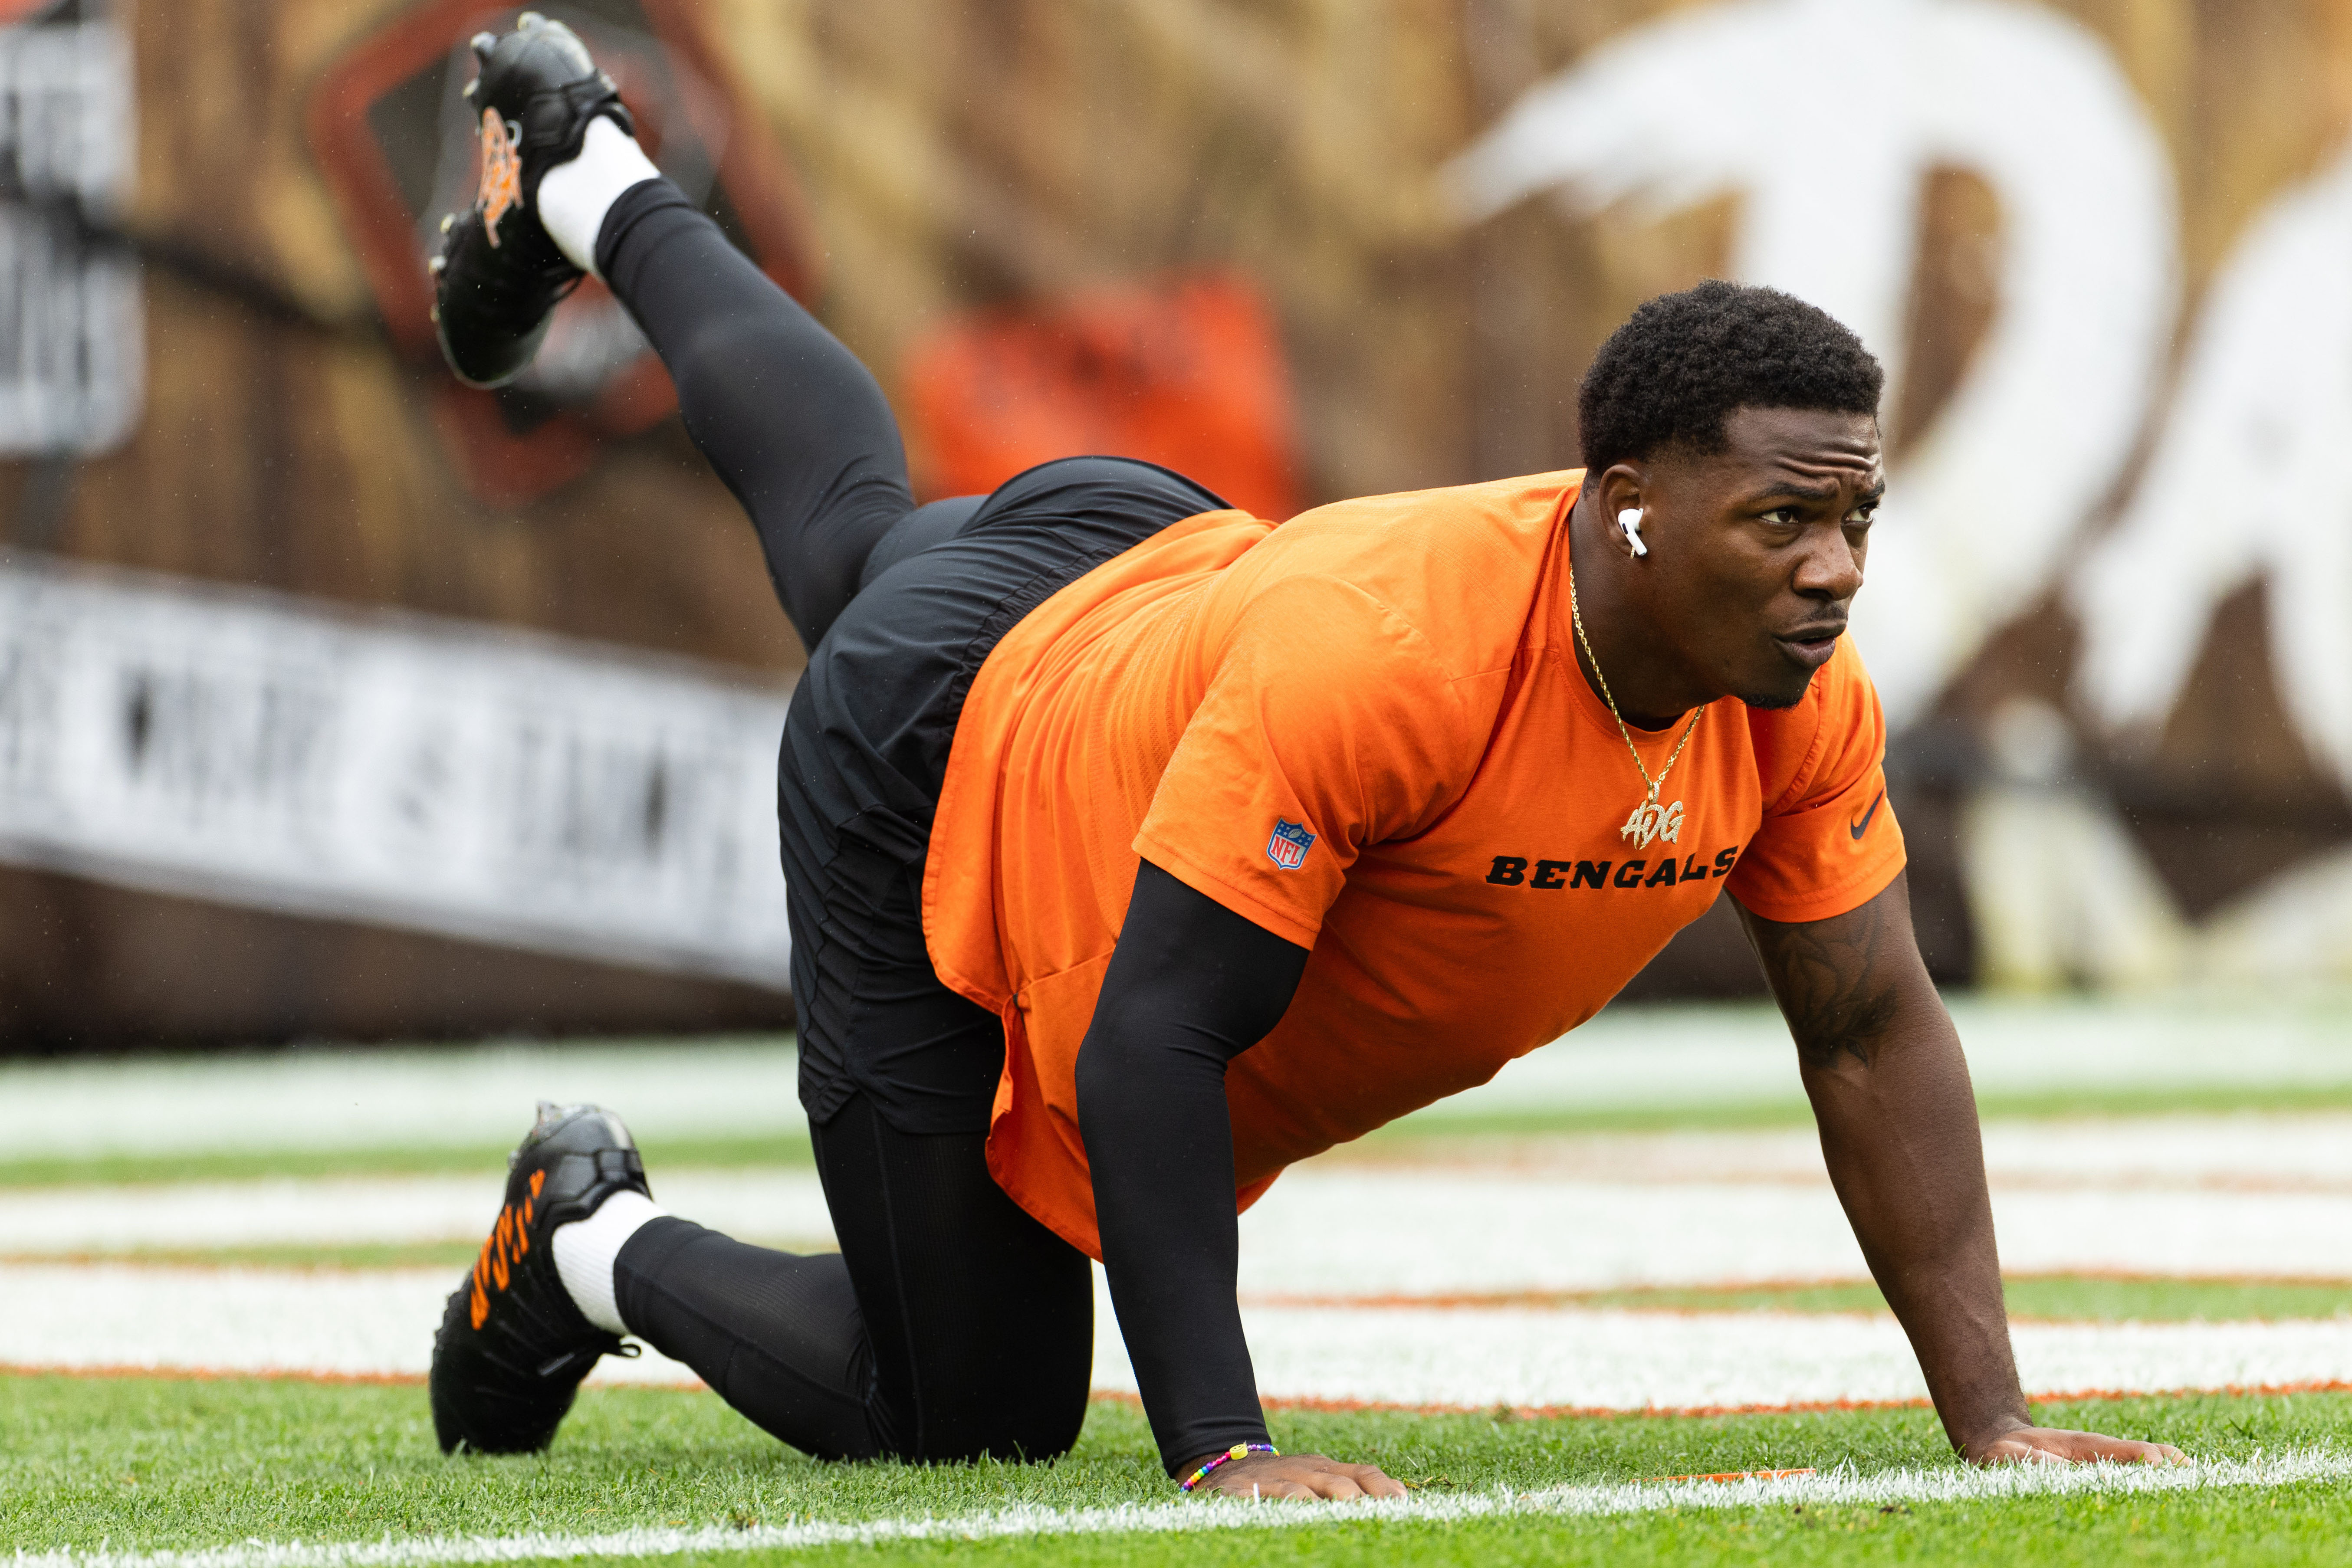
1076, 860, 1302, 1475
1723, 639, 1908, 924
1133, 575, 1480, 948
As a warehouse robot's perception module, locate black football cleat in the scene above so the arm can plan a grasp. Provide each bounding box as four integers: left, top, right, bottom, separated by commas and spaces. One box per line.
429, 12, 633, 387
429, 1101, 651, 1455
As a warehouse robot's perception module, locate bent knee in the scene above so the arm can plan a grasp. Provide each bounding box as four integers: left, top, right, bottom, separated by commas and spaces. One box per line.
890, 1373, 1091, 1467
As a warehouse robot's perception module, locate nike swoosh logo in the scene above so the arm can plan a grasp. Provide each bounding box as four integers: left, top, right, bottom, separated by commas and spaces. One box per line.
1849, 790, 1885, 840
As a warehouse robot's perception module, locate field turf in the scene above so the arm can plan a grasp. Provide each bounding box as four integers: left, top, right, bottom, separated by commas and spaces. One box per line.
10, 1016, 2350, 1564
5, 1373, 2350, 1566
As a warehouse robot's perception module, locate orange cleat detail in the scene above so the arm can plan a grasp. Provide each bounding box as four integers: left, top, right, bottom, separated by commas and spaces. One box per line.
477, 108, 522, 249
431, 1100, 649, 1455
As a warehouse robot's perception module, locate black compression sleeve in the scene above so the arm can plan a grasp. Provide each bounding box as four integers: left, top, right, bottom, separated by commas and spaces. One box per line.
1074, 859, 1310, 1476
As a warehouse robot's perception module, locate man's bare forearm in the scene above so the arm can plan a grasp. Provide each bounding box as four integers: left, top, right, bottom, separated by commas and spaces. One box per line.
1740, 875, 2030, 1456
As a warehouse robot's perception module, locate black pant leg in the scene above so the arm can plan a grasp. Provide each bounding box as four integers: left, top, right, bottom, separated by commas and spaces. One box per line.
815, 1097, 1095, 1462
610, 1093, 1093, 1465
595, 180, 912, 651
611, 1217, 877, 1461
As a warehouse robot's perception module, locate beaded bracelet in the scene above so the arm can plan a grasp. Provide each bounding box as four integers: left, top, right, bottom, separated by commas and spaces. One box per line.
1178, 1442, 1280, 1493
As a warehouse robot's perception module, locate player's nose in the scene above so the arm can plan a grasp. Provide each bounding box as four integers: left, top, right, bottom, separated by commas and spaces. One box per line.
1792, 522, 1864, 600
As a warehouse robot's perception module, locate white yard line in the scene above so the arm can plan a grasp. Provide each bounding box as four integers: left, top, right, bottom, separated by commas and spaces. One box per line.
7, 1264, 2348, 1412
11, 1450, 2352, 1568
0, 1172, 835, 1254
1235, 1173, 2352, 1293
10, 1161, 2349, 1289
0, 1265, 553, 1384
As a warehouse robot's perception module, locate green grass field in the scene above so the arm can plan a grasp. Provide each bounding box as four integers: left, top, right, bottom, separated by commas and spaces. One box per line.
5, 1374, 2350, 1566
8, 1014, 2350, 1565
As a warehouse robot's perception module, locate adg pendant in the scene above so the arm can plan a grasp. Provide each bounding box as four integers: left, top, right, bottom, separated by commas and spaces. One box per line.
1620, 792, 1684, 849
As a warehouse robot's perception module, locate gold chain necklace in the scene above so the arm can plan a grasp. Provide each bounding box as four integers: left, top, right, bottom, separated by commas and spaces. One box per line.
1567, 559, 1705, 850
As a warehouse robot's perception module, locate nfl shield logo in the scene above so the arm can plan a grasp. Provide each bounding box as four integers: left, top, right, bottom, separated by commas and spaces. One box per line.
1265, 818, 1316, 870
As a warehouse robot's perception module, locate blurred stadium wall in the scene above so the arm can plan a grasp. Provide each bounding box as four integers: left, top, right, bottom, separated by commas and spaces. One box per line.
3, 0, 2351, 1049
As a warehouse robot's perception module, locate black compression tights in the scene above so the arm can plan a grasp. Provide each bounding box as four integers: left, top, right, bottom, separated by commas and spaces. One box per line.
613, 1094, 1093, 1463
595, 180, 969, 651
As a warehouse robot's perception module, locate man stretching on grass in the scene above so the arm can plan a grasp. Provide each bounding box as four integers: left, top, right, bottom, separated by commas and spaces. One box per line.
425, 16, 2183, 1497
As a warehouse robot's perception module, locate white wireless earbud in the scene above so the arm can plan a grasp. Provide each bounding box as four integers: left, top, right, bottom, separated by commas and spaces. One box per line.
1616, 507, 1649, 558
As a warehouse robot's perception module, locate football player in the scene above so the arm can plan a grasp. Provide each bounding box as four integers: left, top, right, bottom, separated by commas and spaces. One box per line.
426, 16, 2182, 1497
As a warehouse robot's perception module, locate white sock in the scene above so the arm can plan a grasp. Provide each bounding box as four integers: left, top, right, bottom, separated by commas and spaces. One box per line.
552, 1188, 667, 1334
537, 115, 663, 278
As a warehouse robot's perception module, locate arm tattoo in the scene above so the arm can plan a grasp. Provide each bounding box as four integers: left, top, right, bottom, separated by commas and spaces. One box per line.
1741, 889, 1909, 1070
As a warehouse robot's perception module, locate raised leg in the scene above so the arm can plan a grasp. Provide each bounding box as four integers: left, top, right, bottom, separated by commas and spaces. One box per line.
595, 178, 915, 651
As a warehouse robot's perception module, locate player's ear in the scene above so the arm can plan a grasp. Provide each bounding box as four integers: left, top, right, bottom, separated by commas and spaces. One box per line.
1595, 463, 1651, 561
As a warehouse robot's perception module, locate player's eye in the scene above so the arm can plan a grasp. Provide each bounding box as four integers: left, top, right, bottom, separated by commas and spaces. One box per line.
1761, 507, 1803, 527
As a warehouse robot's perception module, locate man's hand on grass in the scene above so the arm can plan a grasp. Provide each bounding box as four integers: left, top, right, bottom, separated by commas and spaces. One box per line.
1186, 1451, 1408, 1500
1965, 1423, 2188, 1466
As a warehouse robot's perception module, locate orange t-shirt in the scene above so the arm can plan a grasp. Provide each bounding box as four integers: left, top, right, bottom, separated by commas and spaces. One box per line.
923, 470, 1905, 1256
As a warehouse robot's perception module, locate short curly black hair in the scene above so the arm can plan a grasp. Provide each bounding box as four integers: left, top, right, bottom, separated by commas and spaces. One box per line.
1577, 280, 1883, 475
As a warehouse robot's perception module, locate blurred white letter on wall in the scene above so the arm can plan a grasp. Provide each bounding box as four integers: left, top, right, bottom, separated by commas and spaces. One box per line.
0, 9, 142, 456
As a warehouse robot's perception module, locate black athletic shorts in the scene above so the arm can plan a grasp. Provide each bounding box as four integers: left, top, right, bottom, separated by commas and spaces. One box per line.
780, 456, 1229, 1134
